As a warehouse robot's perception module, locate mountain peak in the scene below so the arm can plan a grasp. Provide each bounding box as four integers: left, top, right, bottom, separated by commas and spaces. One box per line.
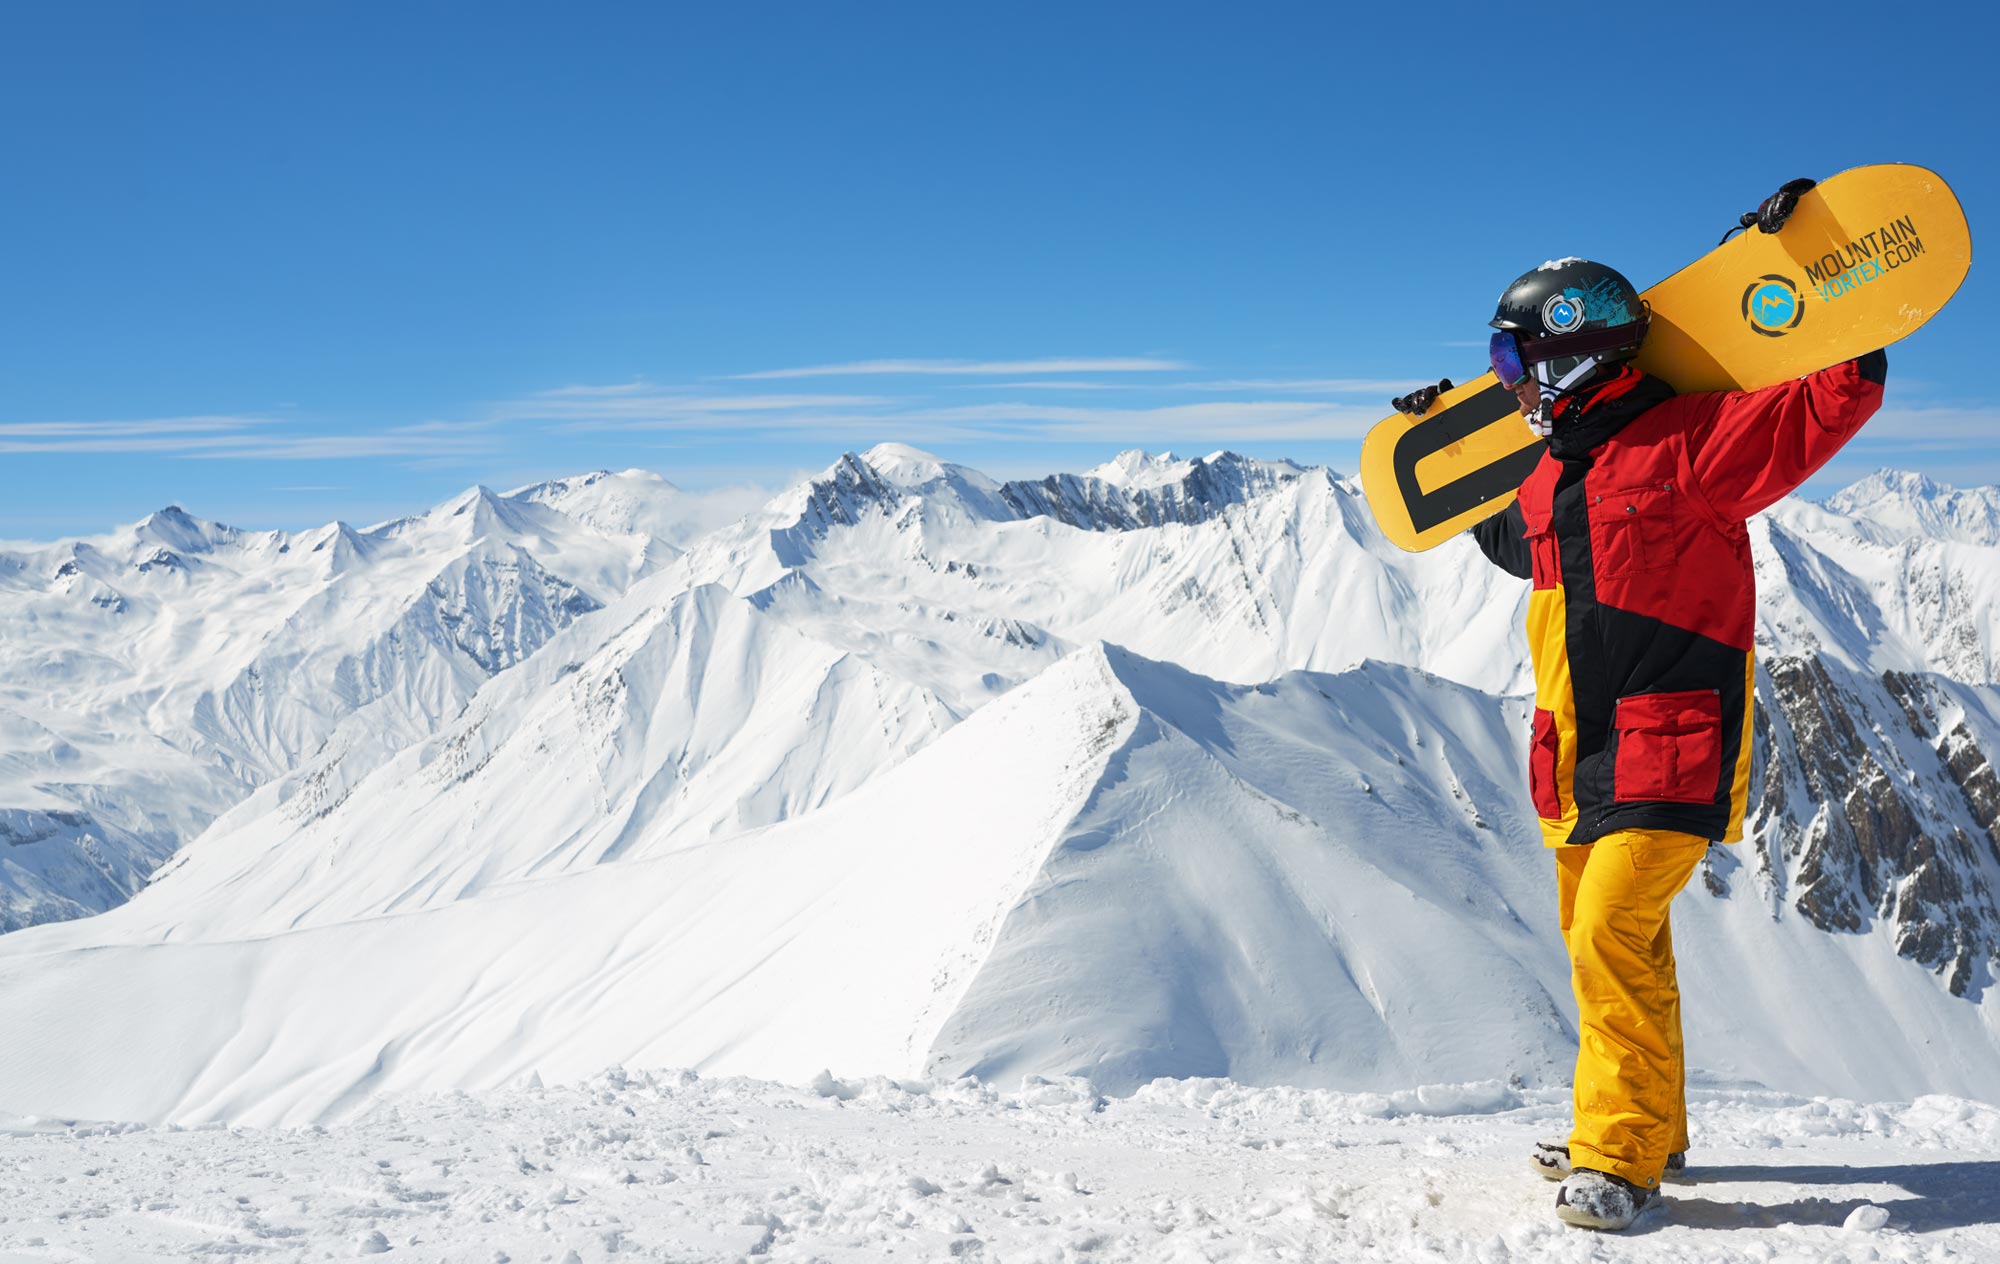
442, 484, 506, 514
1084, 450, 1190, 489
362, 484, 532, 546
856, 444, 1010, 519
133, 504, 230, 555
434, 484, 544, 540
301, 519, 374, 570
861, 441, 948, 474
768, 452, 907, 535
1830, 468, 1953, 504
1825, 468, 2000, 546
508, 468, 683, 501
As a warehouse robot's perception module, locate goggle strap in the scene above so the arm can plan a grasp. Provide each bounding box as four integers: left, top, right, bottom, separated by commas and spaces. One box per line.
1520, 315, 1651, 365
1551, 355, 1602, 394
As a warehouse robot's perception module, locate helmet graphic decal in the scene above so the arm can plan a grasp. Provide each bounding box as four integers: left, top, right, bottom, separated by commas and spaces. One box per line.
1543, 292, 1586, 333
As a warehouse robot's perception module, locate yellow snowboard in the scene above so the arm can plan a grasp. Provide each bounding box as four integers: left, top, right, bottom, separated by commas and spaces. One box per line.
1360, 163, 1972, 552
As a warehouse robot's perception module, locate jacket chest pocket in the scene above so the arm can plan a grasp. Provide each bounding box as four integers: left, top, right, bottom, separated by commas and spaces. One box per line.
1613, 689, 1723, 804
1593, 483, 1676, 575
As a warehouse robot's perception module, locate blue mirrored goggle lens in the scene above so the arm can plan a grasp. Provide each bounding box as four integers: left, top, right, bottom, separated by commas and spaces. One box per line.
1489, 330, 1528, 389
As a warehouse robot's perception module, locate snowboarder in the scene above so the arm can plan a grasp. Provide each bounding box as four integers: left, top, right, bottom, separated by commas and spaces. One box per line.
1394, 187, 1886, 1230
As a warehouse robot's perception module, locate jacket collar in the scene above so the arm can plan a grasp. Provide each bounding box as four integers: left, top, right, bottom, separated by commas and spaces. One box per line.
1545, 366, 1675, 460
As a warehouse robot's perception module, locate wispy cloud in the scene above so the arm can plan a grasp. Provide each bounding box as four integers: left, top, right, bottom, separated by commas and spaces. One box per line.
1839, 406, 2000, 447
482, 368, 1395, 444
532, 380, 658, 399
0, 415, 266, 441
1178, 378, 1416, 395
185, 434, 492, 461
724, 357, 1189, 380
0, 413, 496, 460
498, 390, 896, 428
0, 434, 261, 454
868, 399, 1384, 442
30, 367, 1983, 484
946, 377, 1414, 395
948, 380, 1148, 391
389, 419, 502, 435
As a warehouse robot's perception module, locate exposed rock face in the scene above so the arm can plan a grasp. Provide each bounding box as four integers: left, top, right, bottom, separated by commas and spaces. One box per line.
795, 454, 902, 536
785, 449, 1310, 538
1750, 654, 2000, 997
997, 453, 1304, 531
1941, 720, 2000, 866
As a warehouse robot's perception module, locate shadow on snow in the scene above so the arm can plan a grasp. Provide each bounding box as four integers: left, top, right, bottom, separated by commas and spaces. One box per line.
1644, 1161, 2000, 1234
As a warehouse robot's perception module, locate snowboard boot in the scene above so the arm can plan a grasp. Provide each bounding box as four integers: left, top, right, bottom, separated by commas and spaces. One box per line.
1555, 1167, 1659, 1231
1531, 1140, 1687, 1182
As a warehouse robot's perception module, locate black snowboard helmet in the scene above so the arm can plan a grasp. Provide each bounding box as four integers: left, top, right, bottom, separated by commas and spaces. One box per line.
1489, 259, 1649, 398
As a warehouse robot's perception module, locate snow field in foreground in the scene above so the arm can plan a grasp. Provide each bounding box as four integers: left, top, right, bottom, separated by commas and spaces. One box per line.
3, 1071, 1998, 1263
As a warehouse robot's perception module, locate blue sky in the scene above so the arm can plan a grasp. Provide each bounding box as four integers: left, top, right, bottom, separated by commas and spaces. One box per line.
2, 1, 1994, 537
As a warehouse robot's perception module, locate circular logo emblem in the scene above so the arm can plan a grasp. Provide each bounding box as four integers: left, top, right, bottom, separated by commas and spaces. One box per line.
1543, 293, 1585, 333
1742, 274, 1803, 337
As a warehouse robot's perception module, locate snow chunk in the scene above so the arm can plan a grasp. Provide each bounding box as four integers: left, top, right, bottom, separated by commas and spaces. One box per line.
1843, 1203, 1891, 1232
809, 1068, 860, 1100
1004, 1075, 1103, 1110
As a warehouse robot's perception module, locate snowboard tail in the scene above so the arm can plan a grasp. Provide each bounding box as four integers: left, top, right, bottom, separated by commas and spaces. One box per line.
1384, 382, 1541, 539
1361, 163, 1972, 552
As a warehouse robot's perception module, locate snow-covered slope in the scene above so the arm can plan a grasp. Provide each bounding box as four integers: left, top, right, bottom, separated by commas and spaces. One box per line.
0, 646, 1135, 1123
508, 467, 714, 557
2, 448, 1999, 1127
126, 580, 959, 940
4, 642, 1998, 1125
9, 1070, 2000, 1262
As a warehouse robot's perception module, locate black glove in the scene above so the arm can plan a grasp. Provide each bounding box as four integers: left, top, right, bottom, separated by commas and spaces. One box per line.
1391, 378, 1453, 417
1755, 177, 1817, 233
1720, 177, 1817, 244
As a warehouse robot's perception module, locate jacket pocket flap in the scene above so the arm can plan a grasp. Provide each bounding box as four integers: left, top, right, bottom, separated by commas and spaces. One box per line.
1612, 690, 1725, 806
1614, 689, 1720, 735
1602, 483, 1673, 517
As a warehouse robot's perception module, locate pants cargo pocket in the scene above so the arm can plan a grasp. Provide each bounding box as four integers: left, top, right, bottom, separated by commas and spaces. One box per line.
1531, 707, 1563, 818
1613, 690, 1723, 804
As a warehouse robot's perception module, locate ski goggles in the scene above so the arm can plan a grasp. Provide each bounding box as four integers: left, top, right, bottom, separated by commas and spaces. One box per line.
1489, 331, 1530, 389
1489, 317, 1653, 389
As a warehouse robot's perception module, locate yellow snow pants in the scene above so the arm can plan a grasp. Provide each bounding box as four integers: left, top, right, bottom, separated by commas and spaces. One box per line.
1556, 828, 1707, 1189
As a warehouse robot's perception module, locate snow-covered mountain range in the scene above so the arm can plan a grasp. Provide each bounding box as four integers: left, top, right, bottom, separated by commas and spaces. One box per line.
0, 470, 696, 931
2, 445, 1998, 1125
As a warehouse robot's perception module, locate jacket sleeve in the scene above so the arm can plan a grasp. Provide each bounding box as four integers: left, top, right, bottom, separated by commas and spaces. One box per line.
1470, 501, 1532, 578
1682, 350, 1887, 520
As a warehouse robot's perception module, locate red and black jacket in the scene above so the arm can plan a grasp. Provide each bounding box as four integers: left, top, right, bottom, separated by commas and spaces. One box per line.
1473, 352, 1887, 847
